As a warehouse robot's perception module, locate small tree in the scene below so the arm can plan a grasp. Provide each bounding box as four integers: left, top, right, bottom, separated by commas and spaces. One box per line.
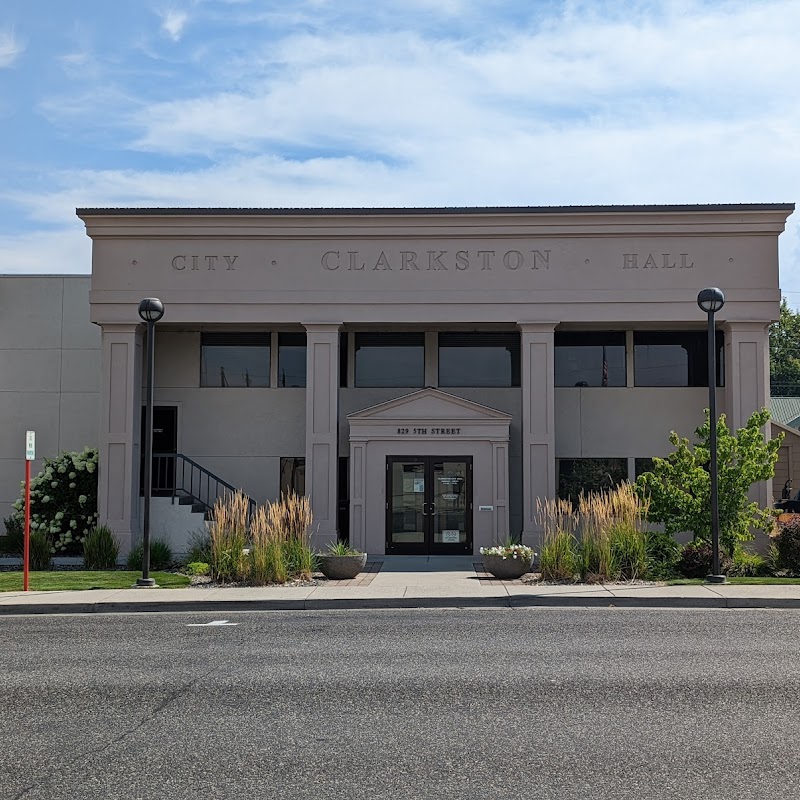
770, 298, 800, 396
634, 409, 781, 554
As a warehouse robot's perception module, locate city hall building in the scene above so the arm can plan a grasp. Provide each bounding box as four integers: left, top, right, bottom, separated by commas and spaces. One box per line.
0, 204, 795, 556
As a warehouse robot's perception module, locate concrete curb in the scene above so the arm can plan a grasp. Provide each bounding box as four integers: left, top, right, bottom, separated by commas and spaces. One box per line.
3, 594, 800, 615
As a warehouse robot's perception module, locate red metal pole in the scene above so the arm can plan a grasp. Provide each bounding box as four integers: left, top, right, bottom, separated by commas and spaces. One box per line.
24, 459, 30, 592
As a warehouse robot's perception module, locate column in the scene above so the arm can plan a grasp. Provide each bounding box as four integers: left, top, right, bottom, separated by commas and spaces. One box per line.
722, 320, 772, 508
303, 323, 341, 547
97, 323, 143, 555
349, 440, 367, 553
519, 322, 557, 544
492, 441, 510, 543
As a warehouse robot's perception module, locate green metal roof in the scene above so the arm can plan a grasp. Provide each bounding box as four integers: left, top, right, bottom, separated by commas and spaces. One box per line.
770, 397, 800, 427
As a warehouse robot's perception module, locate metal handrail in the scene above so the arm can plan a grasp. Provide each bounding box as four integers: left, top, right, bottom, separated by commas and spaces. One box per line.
150, 452, 256, 519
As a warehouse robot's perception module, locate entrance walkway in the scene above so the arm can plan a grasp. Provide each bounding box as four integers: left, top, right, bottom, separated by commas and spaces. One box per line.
379, 556, 477, 572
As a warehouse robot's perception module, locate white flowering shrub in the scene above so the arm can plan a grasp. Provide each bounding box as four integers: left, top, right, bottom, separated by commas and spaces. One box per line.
12, 447, 99, 554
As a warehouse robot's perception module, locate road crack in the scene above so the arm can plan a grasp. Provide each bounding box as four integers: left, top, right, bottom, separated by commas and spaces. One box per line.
10, 664, 219, 800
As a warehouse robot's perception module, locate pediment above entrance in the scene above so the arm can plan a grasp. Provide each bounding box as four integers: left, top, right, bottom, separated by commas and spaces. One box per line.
348, 388, 512, 423
347, 388, 511, 444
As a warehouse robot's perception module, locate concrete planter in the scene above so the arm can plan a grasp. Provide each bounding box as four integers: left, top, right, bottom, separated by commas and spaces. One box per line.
318, 553, 367, 580
481, 553, 532, 580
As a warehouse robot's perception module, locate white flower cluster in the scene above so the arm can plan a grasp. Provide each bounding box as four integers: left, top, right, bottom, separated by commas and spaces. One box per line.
479, 543, 536, 561
12, 446, 99, 552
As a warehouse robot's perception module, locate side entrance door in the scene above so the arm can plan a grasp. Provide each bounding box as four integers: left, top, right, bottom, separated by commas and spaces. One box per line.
386, 456, 472, 555
140, 405, 178, 496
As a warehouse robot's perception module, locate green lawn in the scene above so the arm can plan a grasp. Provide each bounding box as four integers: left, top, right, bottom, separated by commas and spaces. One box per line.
667, 577, 800, 585
0, 571, 190, 592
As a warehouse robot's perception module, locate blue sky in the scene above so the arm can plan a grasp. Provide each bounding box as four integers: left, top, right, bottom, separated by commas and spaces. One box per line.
2, 0, 800, 302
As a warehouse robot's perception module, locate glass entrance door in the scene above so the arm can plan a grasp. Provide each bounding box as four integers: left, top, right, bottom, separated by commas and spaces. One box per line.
386, 456, 472, 554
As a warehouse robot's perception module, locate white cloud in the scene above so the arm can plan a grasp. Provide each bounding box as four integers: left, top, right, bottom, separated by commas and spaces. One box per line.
130, 1, 800, 160
0, 29, 24, 67
159, 9, 189, 42
3, 0, 800, 294
0, 227, 90, 274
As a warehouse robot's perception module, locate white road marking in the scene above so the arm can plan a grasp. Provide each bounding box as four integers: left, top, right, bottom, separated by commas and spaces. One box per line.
186, 620, 239, 627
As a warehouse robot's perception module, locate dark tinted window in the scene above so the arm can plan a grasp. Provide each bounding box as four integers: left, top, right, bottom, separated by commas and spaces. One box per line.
340, 332, 348, 388
634, 331, 724, 387
557, 458, 628, 503
201, 333, 270, 387
354, 333, 425, 387
278, 333, 306, 387
634, 457, 655, 477
280, 457, 305, 496
438, 332, 520, 387
555, 332, 626, 387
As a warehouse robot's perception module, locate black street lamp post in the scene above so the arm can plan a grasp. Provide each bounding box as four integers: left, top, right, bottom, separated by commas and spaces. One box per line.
136, 298, 165, 588
697, 287, 726, 584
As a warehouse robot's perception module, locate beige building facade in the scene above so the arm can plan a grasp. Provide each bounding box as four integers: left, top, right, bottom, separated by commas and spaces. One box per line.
4, 204, 792, 557
67, 204, 793, 556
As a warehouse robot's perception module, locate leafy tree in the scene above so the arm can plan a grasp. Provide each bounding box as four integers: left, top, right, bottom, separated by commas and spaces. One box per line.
634, 409, 781, 555
769, 298, 800, 396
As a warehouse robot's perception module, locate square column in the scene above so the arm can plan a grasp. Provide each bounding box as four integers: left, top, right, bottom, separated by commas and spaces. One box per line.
519, 322, 557, 544
303, 323, 341, 547
722, 320, 772, 508
98, 323, 143, 555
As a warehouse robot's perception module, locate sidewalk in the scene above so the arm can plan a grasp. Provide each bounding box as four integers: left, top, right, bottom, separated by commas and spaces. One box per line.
3, 556, 800, 615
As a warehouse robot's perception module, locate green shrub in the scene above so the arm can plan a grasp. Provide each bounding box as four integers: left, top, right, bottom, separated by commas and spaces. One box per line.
30, 530, 53, 571
729, 546, 769, 577
185, 561, 210, 576
1, 516, 24, 554
185, 529, 212, 565
644, 530, 681, 580
676, 540, 732, 579
10, 447, 99, 554
772, 517, 800, 576
127, 539, 173, 571
82, 526, 120, 570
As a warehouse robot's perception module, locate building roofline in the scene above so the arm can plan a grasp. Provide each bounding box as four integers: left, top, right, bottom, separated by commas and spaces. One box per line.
76, 203, 796, 217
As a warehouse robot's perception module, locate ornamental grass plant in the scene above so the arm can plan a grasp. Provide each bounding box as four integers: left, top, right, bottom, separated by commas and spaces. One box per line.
250, 505, 287, 585
536, 485, 652, 582
210, 491, 317, 585
536, 497, 579, 581
267, 492, 316, 581
209, 491, 250, 583
577, 485, 649, 582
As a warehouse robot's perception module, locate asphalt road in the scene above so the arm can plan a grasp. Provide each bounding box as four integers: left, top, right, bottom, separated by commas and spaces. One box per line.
2, 608, 800, 800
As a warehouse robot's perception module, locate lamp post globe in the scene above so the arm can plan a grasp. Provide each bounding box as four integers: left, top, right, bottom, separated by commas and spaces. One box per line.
698, 287, 726, 584
138, 297, 165, 324
697, 287, 725, 314
136, 297, 164, 588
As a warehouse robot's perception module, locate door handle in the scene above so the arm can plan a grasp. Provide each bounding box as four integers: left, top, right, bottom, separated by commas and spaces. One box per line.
421, 502, 428, 516
429, 502, 436, 515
